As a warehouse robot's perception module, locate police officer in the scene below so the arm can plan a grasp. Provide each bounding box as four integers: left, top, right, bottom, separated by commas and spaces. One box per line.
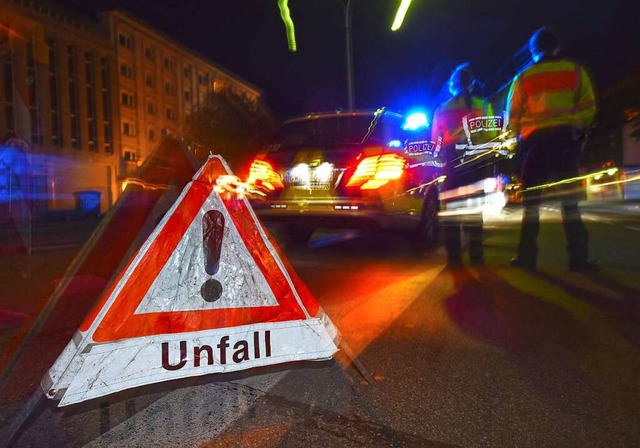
432, 63, 496, 267
507, 26, 597, 271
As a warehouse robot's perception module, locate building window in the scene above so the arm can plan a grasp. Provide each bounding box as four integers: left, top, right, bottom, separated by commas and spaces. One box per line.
183, 90, 191, 102
48, 39, 62, 146
26, 41, 42, 145
145, 72, 155, 87
198, 73, 208, 86
213, 79, 225, 93
146, 99, 156, 115
144, 46, 155, 61
119, 63, 133, 78
123, 150, 138, 161
67, 46, 80, 149
121, 91, 135, 107
2, 52, 14, 132
164, 81, 176, 96
118, 33, 134, 50
166, 107, 176, 120
148, 128, 156, 142
183, 65, 191, 77
122, 121, 136, 136
85, 52, 97, 151
163, 57, 175, 71
101, 58, 113, 153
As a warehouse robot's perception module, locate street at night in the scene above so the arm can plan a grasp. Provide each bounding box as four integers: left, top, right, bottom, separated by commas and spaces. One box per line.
2, 203, 640, 447
2, 0, 640, 446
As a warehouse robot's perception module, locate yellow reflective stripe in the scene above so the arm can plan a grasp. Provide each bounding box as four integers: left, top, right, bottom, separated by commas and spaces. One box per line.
510, 59, 598, 139
522, 60, 578, 77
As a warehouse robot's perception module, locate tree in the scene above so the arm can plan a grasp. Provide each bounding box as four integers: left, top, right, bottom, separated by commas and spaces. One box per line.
184, 89, 276, 172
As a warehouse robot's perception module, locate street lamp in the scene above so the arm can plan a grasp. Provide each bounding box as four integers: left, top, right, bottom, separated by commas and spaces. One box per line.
278, 1, 412, 111
341, 0, 412, 111
341, 0, 355, 111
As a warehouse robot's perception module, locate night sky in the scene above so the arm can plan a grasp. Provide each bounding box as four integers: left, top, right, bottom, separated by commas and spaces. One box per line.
59, 0, 639, 120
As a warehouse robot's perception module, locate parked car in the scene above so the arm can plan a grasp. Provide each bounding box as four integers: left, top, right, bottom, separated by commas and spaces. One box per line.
244, 108, 444, 249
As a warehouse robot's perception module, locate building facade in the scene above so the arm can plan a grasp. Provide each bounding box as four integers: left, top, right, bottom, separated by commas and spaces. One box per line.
100, 10, 262, 179
0, 0, 260, 217
1, 0, 120, 217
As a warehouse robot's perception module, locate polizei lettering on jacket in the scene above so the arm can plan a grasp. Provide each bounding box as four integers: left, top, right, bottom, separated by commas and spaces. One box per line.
161, 331, 272, 371
467, 115, 504, 133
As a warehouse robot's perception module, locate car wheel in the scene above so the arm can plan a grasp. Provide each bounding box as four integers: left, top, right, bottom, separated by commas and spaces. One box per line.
284, 226, 314, 247
410, 194, 439, 252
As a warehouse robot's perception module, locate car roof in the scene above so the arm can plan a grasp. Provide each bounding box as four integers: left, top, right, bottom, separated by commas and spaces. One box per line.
281, 109, 403, 125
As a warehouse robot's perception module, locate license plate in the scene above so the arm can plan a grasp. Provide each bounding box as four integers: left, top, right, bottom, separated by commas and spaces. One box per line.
285, 163, 335, 190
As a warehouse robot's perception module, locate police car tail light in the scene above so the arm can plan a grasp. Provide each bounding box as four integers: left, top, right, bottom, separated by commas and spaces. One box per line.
346, 153, 406, 190
247, 159, 283, 191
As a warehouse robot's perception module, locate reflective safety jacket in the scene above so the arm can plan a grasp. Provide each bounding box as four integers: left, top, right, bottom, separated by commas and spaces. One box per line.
431, 95, 500, 191
507, 58, 597, 140
431, 95, 497, 150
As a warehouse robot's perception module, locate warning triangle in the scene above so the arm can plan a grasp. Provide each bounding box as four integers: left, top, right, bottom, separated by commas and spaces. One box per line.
41, 155, 340, 407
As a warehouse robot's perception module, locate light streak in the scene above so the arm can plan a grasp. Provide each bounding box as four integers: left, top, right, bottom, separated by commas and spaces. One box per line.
587, 174, 640, 189
523, 167, 622, 192
391, 0, 413, 31
277, 0, 297, 52
121, 178, 172, 192
405, 175, 446, 196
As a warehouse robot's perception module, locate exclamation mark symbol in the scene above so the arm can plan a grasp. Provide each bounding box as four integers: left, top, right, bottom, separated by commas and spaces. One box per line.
201, 210, 225, 302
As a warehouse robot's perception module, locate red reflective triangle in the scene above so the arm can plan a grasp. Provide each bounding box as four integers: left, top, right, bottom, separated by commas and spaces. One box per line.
80, 157, 317, 343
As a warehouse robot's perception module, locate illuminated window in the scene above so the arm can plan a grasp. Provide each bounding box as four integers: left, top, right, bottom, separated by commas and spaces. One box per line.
213, 79, 225, 93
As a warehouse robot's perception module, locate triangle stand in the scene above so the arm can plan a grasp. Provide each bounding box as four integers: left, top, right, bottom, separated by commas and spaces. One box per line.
338, 340, 376, 385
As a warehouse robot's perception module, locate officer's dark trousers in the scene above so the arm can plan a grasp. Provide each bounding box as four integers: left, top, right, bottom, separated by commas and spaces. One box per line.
443, 213, 484, 265
517, 127, 589, 267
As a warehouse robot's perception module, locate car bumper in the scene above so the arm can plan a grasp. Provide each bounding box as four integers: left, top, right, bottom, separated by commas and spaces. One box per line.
251, 198, 420, 232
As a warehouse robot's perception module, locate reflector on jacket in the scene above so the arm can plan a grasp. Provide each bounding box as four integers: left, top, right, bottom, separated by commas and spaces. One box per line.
507, 59, 596, 140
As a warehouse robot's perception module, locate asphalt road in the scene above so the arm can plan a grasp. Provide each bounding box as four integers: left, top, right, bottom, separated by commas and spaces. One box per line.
2, 203, 640, 447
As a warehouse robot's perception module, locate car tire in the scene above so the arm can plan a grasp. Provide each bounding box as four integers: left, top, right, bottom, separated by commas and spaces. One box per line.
410, 193, 439, 252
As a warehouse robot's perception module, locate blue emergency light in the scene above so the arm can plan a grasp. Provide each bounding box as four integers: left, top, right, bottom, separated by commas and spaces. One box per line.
402, 112, 429, 131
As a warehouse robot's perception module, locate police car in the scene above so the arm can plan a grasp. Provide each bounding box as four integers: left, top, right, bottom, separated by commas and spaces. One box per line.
244, 108, 444, 249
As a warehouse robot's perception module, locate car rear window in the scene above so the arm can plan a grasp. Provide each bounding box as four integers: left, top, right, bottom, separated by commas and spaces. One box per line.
272, 115, 381, 148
